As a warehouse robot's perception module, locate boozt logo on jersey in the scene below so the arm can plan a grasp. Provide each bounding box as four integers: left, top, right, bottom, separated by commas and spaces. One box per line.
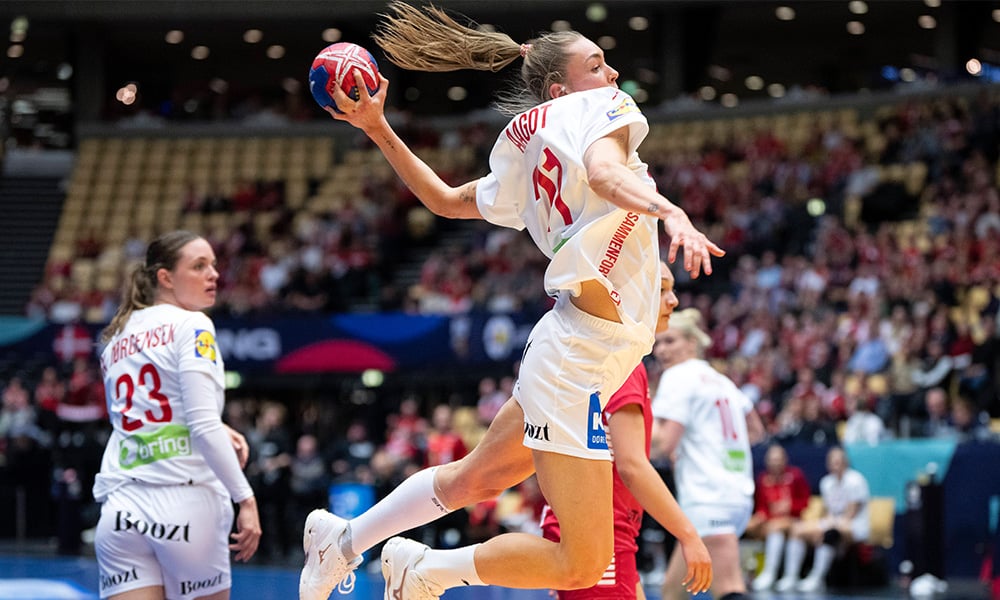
194, 329, 217, 362
119, 424, 192, 469
606, 97, 639, 121
587, 392, 608, 450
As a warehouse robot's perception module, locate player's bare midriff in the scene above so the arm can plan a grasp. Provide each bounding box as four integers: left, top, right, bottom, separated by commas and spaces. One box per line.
570, 279, 622, 323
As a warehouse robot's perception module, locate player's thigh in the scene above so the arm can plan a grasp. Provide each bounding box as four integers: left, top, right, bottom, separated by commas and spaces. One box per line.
438, 397, 534, 507
533, 450, 613, 563
96, 490, 163, 599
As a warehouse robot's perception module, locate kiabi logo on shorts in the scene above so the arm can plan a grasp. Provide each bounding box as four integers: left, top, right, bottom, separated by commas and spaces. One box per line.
119, 424, 192, 469
587, 392, 608, 450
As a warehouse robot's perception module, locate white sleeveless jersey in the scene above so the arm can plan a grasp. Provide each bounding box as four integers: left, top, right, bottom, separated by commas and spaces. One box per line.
652, 358, 755, 506
93, 304, 227, 502
477, 87, 660, 344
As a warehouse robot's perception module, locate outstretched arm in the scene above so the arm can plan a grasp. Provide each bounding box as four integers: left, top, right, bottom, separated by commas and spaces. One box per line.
584, 127, 724, 278
326, 70, 482, 220
608, 405, 712, 594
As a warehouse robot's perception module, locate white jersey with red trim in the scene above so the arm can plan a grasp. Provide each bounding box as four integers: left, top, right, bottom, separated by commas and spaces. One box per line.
94, 304, 227, 502
652, 358, 755, 507
477, 87, 660, 344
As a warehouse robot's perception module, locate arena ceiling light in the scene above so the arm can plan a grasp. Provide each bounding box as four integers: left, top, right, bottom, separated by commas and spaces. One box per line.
628, 16, 648, 31
243, 29, 263, 43
164, 30, 183, 44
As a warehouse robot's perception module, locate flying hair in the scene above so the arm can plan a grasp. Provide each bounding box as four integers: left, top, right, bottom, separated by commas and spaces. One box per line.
374, 1, 521, 73
373, 1, 583, 115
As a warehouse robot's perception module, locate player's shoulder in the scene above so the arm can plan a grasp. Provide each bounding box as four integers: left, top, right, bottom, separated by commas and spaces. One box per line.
154, 304, 215, 332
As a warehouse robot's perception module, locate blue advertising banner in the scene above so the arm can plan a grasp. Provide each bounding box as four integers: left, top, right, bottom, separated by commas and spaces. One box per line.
0, 312, 536, 373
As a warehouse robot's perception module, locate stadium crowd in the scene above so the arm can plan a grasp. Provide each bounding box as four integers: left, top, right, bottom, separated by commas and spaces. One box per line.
2, 87, 999, 567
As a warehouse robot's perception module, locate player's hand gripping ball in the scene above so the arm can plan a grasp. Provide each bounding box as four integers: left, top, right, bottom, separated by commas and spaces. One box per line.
309, 42, 380, 114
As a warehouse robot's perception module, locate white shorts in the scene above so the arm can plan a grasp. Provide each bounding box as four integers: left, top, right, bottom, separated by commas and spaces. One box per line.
95, 483, 234, 599
818, 515, 870, 543
514, 295, 651, 460
682, 502, 753, 538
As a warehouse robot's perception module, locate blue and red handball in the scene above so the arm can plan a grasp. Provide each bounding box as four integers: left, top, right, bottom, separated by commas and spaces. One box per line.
308, 42, 380, 113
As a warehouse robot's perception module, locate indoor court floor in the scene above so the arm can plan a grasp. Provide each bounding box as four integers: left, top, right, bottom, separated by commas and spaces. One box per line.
0, 553, 992, 600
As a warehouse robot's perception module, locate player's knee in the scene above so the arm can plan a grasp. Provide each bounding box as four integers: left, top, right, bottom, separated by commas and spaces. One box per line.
557, 549, 613, 589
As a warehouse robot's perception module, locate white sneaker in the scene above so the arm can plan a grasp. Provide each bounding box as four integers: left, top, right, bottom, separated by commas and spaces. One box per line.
774, 576, 799, 592
381, 537, 445, 600
797, 576, 825, 593
752, 571, 776, 591
300, 510, 363, 600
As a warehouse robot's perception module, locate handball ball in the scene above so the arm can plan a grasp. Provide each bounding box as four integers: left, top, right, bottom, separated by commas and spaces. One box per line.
309, 42, 380, 113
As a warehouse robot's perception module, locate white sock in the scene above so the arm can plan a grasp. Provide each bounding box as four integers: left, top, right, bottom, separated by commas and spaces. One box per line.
782, 538, 806, 580
808, 544, 836, 581
762, 531, 786, 577
346, 467, 452, 556
419, 544, 486, 589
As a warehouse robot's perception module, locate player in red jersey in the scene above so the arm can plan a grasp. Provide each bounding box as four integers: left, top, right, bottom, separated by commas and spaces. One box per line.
541, 262, 711, 599
746, 444, 812, 592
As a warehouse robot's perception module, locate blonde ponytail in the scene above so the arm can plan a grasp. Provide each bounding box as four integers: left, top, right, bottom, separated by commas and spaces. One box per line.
374, 2, 584, 116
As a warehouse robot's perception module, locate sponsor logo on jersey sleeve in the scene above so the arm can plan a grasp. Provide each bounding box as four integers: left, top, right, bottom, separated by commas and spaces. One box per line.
194, 329, 217, 362
606, 97, 639, 121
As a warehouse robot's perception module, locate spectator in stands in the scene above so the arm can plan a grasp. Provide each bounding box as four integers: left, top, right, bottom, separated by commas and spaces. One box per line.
918, 387, 957, 439
289, 433, 330, 547
748, 444, 812, 592
247, 401, 293, 561
775, 446, 870, 593
652, 308, 763, 600
300, 5, 722, 599
475, 376, 505, 426
950, 396, 991, 442
424, 404, 467, 468
0, 376, 45, 446
33, 366, 65, 431
841, 388, 887, 446
329, 420, 376, 482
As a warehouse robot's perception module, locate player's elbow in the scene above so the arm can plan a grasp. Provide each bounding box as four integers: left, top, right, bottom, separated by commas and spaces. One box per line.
586, 160, 622, 197
614, 457, 646, 487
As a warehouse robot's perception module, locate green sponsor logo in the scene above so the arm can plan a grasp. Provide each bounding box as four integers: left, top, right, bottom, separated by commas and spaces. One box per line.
723, 448, 746, 472
119, 424, 192, 469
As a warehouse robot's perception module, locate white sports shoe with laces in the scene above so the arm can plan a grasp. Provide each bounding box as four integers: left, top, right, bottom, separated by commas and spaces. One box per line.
300, 509, 363, 600
381, 537, 445, 600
